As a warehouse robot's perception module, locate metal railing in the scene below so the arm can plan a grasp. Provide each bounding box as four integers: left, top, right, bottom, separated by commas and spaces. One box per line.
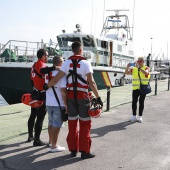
0, 40, 58, 63
101, 77, 170, 111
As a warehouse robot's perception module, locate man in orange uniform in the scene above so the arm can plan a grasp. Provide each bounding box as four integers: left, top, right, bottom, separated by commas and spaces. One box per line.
28, 49, 56, 146
45, 42, 103, 159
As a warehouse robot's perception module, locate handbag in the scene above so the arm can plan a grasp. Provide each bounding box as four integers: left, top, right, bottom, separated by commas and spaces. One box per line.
138, 70, 151, 94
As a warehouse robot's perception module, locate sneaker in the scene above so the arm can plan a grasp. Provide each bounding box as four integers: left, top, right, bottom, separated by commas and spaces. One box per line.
33, 139, 47, 146
81, 152, 95, 159
70, 150, 77, 157
49, 145, 66, 152
129, 115, 137, 122
138, 116, 143, 123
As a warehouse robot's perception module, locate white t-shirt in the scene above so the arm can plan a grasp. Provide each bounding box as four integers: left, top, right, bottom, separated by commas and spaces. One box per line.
45, 70, 67, 106
60, 56, 93, 86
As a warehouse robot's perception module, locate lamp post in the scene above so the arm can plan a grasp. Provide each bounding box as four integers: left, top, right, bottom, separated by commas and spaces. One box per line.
150, 37, 153, 72
151, 37, 153, 60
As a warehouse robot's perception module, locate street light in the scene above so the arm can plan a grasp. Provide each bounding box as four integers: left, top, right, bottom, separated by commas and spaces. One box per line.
151, 37, 153, 60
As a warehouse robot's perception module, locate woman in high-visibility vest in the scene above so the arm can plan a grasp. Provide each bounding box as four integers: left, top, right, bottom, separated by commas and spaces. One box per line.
125, 57, 150, 123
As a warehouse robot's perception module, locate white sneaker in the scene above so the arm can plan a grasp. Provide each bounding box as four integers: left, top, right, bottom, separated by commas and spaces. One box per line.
138, 116, 143, 123
49, 145, 66, 152
129, 115, 137, 122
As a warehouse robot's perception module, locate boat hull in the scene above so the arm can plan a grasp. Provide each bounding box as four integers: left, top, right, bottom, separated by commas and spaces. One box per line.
0, 65, 132, 104
0, 67, 32, 104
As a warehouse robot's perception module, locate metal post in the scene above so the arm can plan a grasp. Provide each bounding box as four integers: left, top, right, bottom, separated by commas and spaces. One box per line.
25, 41, 28, 63
106, 86, 110, 111
9, 42, 11, 63
155, 75, 157, 95
0, 43, 1, 55
151, 37, 153, 59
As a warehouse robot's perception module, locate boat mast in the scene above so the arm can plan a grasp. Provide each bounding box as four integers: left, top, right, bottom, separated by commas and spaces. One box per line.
132, 0, 136, 40
102, 0, 106, 27
100, 9, 130, 37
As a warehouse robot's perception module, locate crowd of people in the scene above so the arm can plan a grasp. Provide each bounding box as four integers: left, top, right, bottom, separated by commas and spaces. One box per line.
27, 41, 150, 159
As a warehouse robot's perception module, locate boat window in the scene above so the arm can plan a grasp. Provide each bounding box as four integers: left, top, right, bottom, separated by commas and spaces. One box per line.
101, 41, 108, 49
57, 36, 63, 47
62, 37, 81, 47
129, 50, 134, 55
82, 37, 95, 47
96, 39, 99, 46
96, 39, 108, 49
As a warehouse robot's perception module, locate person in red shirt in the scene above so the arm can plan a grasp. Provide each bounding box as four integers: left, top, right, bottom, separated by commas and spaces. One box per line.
28, 49, 56, 146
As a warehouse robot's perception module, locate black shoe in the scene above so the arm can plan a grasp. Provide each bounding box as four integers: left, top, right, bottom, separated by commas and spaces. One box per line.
33, 139, 47, 146
70, 150, 77, 157
27, 137, 34, 142
81, 152, 95, 159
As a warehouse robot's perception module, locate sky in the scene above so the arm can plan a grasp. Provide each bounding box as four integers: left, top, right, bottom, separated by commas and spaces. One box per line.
0, 0, 170, 60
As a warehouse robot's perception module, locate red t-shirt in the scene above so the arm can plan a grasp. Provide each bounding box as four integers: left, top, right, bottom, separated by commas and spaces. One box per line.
30, 59, 46, 90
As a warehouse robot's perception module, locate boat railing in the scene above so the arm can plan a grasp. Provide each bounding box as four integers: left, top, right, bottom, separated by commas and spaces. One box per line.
0, 40, 57, 63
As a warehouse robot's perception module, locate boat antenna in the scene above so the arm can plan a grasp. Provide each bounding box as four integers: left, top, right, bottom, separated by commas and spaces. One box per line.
91, 0, 94, 34
102, 0, 105, 27
132, 0, 136, 40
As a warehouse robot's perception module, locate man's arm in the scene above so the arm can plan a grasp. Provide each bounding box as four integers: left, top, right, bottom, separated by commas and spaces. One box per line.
87, 73, 99, 98
125, 63, 132, 75
40, 66, 55, 74
140, 67, 150, 76
87, 73, 103, 108
47, 70, 65, 88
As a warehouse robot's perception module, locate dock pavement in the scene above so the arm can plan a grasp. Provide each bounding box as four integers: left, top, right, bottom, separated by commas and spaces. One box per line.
0, 79, 170, 170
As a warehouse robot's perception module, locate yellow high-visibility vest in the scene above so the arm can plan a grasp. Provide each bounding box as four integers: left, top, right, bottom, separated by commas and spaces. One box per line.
132, 66, 150, 90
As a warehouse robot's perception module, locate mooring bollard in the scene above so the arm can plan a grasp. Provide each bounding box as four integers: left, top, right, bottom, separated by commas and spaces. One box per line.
155, 77, 158, 95
106, 86, 110, 111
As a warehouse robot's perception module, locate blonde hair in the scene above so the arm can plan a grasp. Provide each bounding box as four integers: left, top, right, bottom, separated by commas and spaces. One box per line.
138, 56, 144, 61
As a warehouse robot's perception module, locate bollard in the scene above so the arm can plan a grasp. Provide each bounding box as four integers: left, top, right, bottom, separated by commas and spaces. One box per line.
155, 77, 157, 95
168, 77, 170, 91
106, 86, 110, 111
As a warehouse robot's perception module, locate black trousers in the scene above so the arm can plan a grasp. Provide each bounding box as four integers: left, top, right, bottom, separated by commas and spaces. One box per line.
28, 91, 46, 140
132, 89, 146, 116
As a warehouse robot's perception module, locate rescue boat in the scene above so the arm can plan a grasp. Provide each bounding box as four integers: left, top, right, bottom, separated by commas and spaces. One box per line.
0, 10, 134, 104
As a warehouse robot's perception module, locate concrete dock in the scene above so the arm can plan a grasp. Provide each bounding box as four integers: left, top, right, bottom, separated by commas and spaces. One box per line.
0, 79, 170, 170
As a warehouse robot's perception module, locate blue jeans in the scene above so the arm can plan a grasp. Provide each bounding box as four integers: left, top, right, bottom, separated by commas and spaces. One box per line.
46, 106, 63, 128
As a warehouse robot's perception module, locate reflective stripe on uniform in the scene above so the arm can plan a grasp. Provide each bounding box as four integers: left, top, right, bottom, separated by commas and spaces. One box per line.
68, 87, 88, 92
133, 79, 149, 81
68, 115, 79, 120
68, 115, 91, 121
133, 78, 139, 81
79, 116, 91, 121
132, 84, 140, 86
